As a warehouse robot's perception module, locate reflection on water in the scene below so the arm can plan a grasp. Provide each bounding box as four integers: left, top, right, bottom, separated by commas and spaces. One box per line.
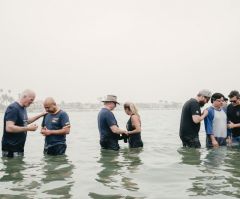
0, 155, 74, 199
0, 157, 27, 199
40, 155, 74, 198
89, 148, 144, 199
179, 146, 240, 198
178, 148, 201, 166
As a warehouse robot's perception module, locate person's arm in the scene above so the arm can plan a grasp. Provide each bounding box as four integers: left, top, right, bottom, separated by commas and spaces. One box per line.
28, 112, 47, 124
192, 109, 208, 124
6, 121, 38, 133
204, 108, 218, 147
228, 121, 240, 129
127, 115, 141, 135
110, 125, 127, 134
41, 125, 70, 136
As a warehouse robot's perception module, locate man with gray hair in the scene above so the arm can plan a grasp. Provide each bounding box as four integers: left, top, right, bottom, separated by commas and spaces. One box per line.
1, 89, 46, 157
179, 89, 212, 148
98, 95, 127, 150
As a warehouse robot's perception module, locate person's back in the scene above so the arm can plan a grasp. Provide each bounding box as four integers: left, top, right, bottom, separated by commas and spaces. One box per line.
98, 108, 120, 142
2, 102, 27, 153
179, 98, 201, 138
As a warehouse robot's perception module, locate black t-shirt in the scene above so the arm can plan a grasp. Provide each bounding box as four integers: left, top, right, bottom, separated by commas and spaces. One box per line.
2, 102, 28, 152
227, 104, 240, 137
179, 98, 201, 137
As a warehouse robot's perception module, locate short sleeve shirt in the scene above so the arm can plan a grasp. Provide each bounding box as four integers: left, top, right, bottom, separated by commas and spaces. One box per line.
97, 108, 119, 140
42, 110, 70, 148
2, 102, 28, 152
179, 98, 201, 137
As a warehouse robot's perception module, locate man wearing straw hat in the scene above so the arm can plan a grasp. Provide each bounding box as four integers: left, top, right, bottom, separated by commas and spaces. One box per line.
98, 95, 127, 150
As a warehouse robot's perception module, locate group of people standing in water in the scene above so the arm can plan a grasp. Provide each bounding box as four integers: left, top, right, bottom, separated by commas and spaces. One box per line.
179, 89, 240, 149
5, 87, 239, 157
1, 91, 143, 158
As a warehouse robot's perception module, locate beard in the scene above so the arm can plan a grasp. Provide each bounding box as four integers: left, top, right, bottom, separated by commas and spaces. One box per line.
199, 101, 205, 107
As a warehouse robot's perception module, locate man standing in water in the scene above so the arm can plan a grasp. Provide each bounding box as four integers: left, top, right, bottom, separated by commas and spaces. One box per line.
179, 89, 212, 148
98, 95, 127, 150
2, 89, 46, 157
204, 93, 231, 148
41, 97, 70, 155
227, 90, 240, 145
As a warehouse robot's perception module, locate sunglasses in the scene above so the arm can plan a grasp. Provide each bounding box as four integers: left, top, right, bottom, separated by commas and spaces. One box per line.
230, 100, 238, 103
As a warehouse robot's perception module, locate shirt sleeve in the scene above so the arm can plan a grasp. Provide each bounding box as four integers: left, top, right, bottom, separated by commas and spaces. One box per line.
106, 111, 117, 127
5, 106, 18, 123
204, 107, 214, 135
60, 111, 70, 127
190, 101, 201, 116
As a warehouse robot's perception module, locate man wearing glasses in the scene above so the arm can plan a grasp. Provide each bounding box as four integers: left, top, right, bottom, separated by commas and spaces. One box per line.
227, 90, 240, 145
179, 89, 212, 148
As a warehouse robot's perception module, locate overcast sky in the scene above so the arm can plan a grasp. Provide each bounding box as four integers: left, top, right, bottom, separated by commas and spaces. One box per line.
0, 0, 240, 103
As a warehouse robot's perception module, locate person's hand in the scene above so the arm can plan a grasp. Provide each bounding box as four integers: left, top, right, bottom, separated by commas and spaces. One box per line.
212, 139, 219, 148
228, 121, 235, 129
123, 131, 129, 136
226, 137, 232, 146
27, 124, 38, 131
41, 127, 51, 136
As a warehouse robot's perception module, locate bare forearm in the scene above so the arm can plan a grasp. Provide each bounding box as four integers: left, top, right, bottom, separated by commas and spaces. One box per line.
6, 125, 28, 133
48, 128, 70, 135
28, 112, 46, 124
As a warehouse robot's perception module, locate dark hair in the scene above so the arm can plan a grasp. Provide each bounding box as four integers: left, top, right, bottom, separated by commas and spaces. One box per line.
228, 90, 240, 99
211, 93, 224, 103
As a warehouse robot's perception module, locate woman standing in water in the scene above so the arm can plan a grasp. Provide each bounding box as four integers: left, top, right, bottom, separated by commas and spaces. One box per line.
124, 102, 143, 148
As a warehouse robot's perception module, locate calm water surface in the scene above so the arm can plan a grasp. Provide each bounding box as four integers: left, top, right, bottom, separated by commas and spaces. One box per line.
0, 110, 240, 199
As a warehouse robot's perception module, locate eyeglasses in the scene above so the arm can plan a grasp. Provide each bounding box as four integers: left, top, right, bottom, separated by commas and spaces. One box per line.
230, 100, 238, 103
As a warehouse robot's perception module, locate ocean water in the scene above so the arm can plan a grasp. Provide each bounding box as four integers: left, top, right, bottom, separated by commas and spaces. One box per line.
0, 110, 240, 199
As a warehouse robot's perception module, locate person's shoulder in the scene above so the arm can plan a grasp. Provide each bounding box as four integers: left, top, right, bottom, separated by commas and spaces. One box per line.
5, 102, 19, 112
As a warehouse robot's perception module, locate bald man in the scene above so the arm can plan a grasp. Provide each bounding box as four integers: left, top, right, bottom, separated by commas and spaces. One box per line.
41, 97, 70, 155
2, 89, 46, 157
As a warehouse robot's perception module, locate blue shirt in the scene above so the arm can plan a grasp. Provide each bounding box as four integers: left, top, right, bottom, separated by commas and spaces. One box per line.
204, 106, 230, 138
97, 108, 120, 140
2, 102, 28, 152
42, 110, 70, 148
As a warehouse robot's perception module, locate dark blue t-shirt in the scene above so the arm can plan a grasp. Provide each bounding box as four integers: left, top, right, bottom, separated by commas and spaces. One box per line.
97, 108, 120, 140
42, 110, 70, 148
2, 102, 28, 152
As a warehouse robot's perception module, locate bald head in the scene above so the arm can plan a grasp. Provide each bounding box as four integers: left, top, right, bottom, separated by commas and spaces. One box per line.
19, 89, 36, 107
43, 97, 58, 113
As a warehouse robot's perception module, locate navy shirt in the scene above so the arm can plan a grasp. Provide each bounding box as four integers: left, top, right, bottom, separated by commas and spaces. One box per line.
179, 98, 201, 138
98, 108, 120, 140
2, 102, 28, 152
42, 110, 70, 148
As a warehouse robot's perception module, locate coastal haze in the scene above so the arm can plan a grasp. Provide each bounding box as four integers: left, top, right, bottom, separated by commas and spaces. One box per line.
1, 1, 240, 199
0, 0, 240, 103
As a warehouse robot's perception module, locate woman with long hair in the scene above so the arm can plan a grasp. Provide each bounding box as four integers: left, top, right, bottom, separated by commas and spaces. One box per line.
124, 102, 143, 148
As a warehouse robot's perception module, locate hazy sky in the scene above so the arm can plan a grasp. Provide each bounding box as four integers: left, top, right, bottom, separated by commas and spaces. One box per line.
0, 0, 240, 103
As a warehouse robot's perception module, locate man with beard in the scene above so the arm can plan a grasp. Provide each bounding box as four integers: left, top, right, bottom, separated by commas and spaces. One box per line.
179, 89, 212, 148
41, 97, 70, 155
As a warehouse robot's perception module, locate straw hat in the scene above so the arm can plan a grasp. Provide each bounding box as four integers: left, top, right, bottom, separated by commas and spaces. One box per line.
101, 95, 120, 104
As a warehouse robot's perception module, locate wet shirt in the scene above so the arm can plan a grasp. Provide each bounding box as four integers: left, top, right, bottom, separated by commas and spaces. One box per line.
204, 106, 228, 138
227, 104, 240, 137
42, 110, 70, 148
2, 102, 28, 152
179, 98, 201, 138
98, 108, 120, 140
